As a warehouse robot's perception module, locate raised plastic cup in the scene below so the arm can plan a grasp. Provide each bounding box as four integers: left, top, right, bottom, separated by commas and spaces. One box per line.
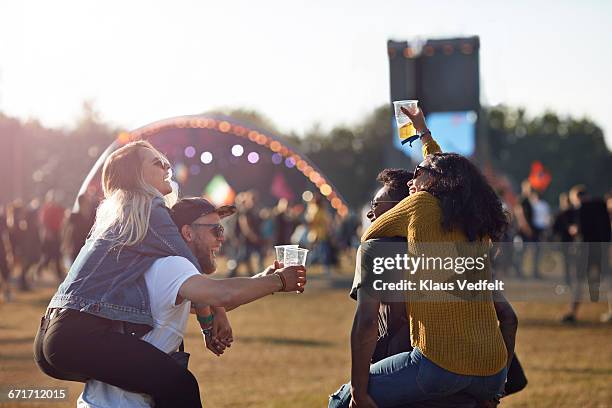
392, 100, 419, 143
284, 247, 309, 266
274, 245, 299, 264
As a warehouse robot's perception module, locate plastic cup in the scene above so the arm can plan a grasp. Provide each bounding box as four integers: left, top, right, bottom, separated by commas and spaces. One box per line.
284, 247, 309, 266
274, 245, 299, 264
392, 100, 419, 143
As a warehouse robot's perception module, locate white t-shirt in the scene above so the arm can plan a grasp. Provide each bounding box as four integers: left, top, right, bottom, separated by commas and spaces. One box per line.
77, 256, 200, 408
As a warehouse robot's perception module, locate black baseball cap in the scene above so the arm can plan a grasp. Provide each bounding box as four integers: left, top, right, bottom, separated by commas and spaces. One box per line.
171, 197, 236, 231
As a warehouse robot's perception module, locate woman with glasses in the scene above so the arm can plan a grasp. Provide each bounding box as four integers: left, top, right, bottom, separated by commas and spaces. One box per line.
336, 108, 511, 408
34, 140, 231, 407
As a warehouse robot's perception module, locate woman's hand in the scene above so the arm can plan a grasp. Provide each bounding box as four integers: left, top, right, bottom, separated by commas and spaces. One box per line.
401, 106, 428, 133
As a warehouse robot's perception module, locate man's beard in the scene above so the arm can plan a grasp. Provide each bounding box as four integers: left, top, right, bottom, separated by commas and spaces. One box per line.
195, 247, 216, 275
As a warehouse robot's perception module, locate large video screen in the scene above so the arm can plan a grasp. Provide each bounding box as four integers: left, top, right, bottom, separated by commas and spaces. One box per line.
393, 111, 477, 162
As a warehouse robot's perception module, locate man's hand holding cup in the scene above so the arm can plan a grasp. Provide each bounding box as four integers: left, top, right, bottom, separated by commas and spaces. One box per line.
274, 265, 307, 293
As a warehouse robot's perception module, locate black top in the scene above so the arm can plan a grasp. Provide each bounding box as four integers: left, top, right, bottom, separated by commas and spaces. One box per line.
577, 198, 611, 242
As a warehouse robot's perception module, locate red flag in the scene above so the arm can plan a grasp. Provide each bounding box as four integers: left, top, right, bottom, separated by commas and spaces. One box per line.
528, 161, 552, 192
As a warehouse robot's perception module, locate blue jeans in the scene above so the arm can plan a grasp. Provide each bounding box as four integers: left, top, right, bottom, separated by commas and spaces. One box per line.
329, 348, 507, 408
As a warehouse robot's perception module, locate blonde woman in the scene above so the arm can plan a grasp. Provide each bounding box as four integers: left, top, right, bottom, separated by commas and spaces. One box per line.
34, 141, 229, 407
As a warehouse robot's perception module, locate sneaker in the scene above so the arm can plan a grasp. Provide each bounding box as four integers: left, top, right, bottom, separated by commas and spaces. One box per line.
600, 311, 612, 323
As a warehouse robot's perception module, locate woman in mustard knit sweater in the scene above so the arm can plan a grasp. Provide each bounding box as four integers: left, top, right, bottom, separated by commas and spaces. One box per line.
333, 108, 509, 408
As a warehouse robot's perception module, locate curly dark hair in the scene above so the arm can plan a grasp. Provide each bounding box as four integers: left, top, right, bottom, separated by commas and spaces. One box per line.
422, 153, 508, 241
376, 168, 414, 201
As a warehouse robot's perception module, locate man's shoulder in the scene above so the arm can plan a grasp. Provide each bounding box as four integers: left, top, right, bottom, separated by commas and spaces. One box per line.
361, 237, 407, 250
149, 256, 199, 273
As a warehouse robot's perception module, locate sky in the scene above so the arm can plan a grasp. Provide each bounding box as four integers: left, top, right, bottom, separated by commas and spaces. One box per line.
1, 0, 611, 147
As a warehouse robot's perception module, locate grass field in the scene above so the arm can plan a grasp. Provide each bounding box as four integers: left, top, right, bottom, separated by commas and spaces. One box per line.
1, 277, 611, 407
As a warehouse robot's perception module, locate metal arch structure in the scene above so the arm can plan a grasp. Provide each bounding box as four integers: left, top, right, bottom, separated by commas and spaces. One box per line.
77, 113, 349, 215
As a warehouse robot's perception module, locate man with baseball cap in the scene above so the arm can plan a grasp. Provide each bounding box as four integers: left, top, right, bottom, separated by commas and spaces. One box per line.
78, 197, 306, 408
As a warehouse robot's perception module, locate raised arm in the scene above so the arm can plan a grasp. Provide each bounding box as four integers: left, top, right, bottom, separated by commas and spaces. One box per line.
179, 265, 306, 309
400, 106, 442, 157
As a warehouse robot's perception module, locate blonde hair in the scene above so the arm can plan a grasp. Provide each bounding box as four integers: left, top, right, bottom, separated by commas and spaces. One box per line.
91, 140, 177, 247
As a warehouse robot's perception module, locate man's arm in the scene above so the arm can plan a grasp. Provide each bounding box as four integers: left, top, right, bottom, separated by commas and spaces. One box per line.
178, 266, 306, 309
350, 287, 381, 404
493, 291, 518, 369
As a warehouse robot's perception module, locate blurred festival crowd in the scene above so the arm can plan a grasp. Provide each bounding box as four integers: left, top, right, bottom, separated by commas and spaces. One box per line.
1, 181, 610, 319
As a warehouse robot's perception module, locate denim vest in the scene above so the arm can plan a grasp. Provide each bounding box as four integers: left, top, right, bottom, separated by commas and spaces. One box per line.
48, 197, 202, 327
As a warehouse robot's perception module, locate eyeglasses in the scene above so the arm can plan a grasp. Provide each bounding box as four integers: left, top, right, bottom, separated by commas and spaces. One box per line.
152, 158, 171, 171
369, 199, 400, 210
191, 223, 224, 238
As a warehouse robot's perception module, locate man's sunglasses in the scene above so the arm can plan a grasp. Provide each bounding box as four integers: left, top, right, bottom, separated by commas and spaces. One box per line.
369, 199, 400, 210
191, 223, 224, 238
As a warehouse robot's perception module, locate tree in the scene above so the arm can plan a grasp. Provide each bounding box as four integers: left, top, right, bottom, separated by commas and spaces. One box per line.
487, 106, 612, 205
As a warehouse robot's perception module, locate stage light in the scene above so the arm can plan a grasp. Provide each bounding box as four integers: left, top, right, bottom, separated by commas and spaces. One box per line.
184, 146, 196, 158
320, 184, 332, 196
247, 152, 260, 164
219, 121, 231, 133
231, 144, 244, 157
270, 141, 282, 152
118, 132, 131, 144
285, 157, 296, 168
302, 191, 314, 202
309, 172, 320, 183
234, 126, 247, 136
460, 43, 473, 54
256, 134, 267, 145
200, 152, 213, 164
271, 153, 283, 165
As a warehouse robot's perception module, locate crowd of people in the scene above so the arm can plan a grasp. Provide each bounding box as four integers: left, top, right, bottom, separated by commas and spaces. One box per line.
0, 190, 97, 300
0, 186, 360, 303
0, 105, 609, 407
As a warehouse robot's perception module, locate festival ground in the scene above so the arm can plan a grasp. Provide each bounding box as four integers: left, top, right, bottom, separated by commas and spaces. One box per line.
1, 267, 611, 408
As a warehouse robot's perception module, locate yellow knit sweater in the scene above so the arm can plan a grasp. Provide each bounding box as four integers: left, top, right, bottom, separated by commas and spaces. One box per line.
361, 138, 507, 376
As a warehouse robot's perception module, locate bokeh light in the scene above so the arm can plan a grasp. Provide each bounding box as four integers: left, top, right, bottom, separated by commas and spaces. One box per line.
271, 153, 283, 165
302, 190, 314, 202
184, 146, 196, 158
200, 151, 213, 164
320, 184, 332, 196
247, 152, 260, 164
231, 144, 244, 157
285, 157, 296, 168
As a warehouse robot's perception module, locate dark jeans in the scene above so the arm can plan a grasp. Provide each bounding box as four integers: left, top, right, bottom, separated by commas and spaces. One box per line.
329, 348, 506, 408
33, 308, 202, 408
